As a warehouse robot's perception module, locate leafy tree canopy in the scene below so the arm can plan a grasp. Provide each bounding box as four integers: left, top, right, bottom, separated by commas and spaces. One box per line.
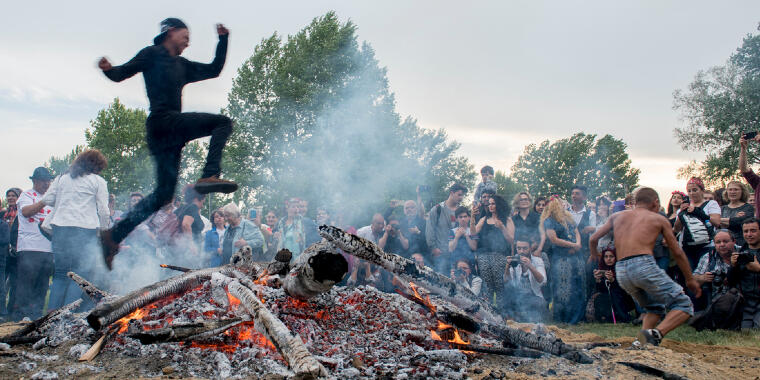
510, 133, 640, 200
224, 12, 475, 221
674, 23, 760, 183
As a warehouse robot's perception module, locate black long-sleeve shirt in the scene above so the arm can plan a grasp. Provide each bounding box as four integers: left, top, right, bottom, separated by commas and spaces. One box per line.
103, 35, 228, 113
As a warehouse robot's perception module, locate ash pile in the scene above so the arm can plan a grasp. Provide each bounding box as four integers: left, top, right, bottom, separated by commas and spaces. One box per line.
0, 226, 597, 379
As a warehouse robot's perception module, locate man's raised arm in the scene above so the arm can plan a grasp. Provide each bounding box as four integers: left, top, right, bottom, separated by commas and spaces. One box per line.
99, 47, 151, 82
185, 24, 228, 83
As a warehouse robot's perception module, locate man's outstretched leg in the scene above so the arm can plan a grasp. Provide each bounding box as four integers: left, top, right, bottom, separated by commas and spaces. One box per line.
177, 112, 237, 194
100, 147, 182, 269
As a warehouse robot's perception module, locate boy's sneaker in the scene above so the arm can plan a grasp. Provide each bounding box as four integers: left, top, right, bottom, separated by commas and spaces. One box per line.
636, 328, 663, 346
194, 175, 238, 194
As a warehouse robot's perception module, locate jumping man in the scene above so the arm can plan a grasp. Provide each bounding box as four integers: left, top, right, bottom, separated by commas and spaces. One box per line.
98, 18, 238, 269
590, 187, 701, 346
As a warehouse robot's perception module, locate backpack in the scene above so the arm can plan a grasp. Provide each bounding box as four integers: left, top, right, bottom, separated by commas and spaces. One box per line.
679, 202, 715, 246
689, 288, 744, 331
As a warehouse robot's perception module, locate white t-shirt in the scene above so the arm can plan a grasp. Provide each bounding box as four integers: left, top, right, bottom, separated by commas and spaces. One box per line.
16, 189, 53, 253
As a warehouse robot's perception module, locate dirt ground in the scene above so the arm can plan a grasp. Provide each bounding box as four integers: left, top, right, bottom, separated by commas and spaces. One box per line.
2, 321, 759, 379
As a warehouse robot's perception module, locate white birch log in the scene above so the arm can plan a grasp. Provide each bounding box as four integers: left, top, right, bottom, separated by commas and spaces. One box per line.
227, 281, 327, 379
283, 241, 348, 300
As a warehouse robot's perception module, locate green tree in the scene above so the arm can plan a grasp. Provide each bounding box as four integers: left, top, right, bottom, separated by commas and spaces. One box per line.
673, 23, 760, 183
493, 170, 526, 206
46, 145, 85, 176
511, 133, 640, 199
224, 12, 474, 221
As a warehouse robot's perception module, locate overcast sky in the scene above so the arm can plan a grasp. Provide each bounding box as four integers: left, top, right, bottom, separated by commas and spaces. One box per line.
2, 1, 759, 202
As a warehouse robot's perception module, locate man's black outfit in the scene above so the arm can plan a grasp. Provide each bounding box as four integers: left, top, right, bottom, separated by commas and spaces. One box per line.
728, 247, 760, 329
102, 29, 232, 253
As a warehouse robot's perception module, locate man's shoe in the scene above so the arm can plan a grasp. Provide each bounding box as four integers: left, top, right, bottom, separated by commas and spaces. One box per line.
636, 328, 663, 346
99, 228, 120, 271
194, 175, 238, 194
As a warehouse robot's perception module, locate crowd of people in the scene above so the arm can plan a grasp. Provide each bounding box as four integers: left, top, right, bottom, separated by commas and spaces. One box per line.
1, 145, 760, 337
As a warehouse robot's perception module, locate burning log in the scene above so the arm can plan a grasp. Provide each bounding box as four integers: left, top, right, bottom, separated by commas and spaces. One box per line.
126, 319, 243, 344
67, 272, 111, 303
160, 264, 192, 272
318, 225, 501, 323
0, 299, 82, 343
87, 266, 236, 331
227, 281, 328, 378
283, 242, 348, 300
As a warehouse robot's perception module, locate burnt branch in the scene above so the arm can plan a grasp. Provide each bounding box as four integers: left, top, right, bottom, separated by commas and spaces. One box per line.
126, 319, 243, 344
67, 272, 111, 303
87, 266, 236, 331
0, 299, 82, 341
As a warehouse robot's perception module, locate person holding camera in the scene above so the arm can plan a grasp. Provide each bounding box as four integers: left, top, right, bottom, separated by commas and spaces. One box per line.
503, 237, 546, 322
674, 177, 721, 270
728, 218, 760, 329
453, 258, 482, 296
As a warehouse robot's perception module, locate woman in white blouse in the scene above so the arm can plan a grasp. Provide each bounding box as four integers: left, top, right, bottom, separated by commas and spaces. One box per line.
39, 150, 110, 310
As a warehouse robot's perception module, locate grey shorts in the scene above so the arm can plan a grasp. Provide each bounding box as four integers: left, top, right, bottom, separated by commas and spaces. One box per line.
616, 254, 694, 316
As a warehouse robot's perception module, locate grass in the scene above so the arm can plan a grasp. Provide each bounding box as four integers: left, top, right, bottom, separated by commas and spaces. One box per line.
559, 322, 760, 348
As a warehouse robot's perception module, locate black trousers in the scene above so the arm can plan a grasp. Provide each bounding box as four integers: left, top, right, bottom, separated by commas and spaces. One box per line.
13, 251, 54, 320
112, 111, 232, 243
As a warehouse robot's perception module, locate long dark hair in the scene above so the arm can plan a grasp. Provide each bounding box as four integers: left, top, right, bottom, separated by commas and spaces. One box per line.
69, 149, 107, 178
486, 194, 510, 224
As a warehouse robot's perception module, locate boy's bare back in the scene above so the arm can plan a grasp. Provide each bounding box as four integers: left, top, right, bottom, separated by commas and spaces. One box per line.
610, 209, 669, 260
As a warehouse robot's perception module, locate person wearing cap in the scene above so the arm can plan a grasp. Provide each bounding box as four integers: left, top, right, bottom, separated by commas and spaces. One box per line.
12, 167, 54, 320
97, 18, 237, 268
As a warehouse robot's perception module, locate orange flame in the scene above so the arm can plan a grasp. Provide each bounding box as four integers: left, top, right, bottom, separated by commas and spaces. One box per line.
408, 282, 437, 313
160, 264, 168, 268
226, 290, 241, 307
115, 304, 156, 334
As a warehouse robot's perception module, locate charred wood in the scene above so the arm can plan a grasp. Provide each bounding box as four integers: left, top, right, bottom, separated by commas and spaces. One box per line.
618, 361, 690, 380
448, 342, 544, 358
126, 319, 243, 344
0, 336, 44, 345
0, 299, 82, 341
87, 266, 235, 331
483, 323, 593, 364
227, 281, 327, 378
283, 241, 348, 300
159, 264, 192, 272
67, 272, 111, 303
319, 225, 501, 323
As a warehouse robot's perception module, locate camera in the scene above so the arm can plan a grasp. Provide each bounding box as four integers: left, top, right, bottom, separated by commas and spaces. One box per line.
454, 268, 466, 278
508, 256, 520, 268
736, 252, 756, 266
682, 195, 690, 205
711, 266, 728, 285
419, 185, 431, 192
744, 131, 758, 140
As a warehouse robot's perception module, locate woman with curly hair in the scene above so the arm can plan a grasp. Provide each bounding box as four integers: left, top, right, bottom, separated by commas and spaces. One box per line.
541, 196, 584, 324
667, 191, 686, 227
474, 194, 514, 312
719, 180, 753, 247
37, 149, 110, 310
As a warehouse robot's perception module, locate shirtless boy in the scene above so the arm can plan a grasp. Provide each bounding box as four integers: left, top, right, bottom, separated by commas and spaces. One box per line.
590, 187, 701, 346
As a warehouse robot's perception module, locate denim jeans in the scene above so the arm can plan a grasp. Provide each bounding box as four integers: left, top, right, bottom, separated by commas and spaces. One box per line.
49, 226, 99, 311
13, 251, 54, 320
616, 254, 693, 316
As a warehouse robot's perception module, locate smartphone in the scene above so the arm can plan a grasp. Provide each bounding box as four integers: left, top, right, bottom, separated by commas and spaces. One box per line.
249, 209, 257, 219
744, 131, 758, 140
